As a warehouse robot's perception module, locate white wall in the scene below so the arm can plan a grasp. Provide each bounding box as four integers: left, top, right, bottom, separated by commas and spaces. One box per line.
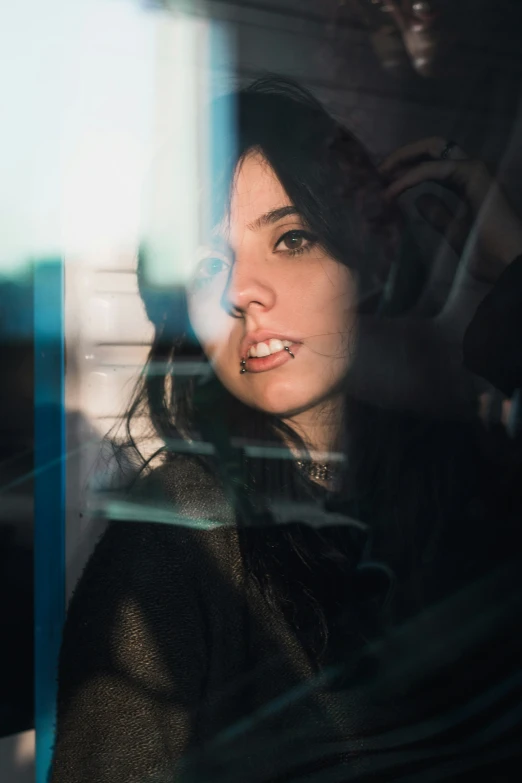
63, 2, 225, 596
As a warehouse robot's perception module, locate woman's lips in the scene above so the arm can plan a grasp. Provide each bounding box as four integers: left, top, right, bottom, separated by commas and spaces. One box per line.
244, 342, 301, 374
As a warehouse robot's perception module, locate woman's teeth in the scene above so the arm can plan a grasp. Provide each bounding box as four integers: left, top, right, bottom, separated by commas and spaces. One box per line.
248, 339, 292, 358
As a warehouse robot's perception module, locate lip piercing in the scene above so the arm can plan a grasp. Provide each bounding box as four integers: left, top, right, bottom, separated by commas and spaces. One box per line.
241, 347, 294, 373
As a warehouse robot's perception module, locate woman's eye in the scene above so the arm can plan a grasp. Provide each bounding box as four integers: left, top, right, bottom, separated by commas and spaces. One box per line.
200, 257, 227, 277
275, 230, 316, 255
190, 255, 229, 292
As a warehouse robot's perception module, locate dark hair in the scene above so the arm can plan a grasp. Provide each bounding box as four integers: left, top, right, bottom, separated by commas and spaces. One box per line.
108, 76, 426, 658
213, 76, 399, 298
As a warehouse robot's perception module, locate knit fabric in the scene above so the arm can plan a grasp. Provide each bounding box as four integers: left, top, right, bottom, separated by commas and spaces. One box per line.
50, 450, 522, 782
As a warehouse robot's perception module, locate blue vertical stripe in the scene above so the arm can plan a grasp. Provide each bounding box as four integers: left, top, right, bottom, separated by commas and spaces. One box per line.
34, 259, 66, 783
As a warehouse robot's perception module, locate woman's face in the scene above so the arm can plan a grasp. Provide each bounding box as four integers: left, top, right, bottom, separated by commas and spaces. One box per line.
188, 152, 357, 424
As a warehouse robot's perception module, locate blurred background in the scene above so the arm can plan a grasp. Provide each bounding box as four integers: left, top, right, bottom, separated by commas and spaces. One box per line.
1, 1, 522, 780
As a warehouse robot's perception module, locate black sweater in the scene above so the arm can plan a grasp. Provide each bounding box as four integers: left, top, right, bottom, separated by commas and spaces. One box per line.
51, 448, 522, 783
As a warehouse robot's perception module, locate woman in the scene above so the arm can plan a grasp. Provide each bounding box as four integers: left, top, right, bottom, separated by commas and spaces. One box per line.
51, 78, 522, 782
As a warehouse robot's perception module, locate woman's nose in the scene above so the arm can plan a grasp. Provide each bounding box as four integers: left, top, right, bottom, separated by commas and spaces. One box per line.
223, 256, 276, 316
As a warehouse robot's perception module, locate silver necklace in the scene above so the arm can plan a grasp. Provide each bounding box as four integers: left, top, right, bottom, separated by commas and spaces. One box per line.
295, 460, 334, 484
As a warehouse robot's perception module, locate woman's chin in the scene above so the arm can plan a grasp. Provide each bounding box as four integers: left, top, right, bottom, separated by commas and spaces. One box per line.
242, 388, 327, 420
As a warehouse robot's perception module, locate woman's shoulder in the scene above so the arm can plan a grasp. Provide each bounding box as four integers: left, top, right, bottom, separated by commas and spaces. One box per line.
65, 522, 242, 671
69, 455, 239, 611
129, 453, 236, 527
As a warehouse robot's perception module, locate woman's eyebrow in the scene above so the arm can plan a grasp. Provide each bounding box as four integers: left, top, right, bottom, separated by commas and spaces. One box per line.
247, 205, 301, 232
